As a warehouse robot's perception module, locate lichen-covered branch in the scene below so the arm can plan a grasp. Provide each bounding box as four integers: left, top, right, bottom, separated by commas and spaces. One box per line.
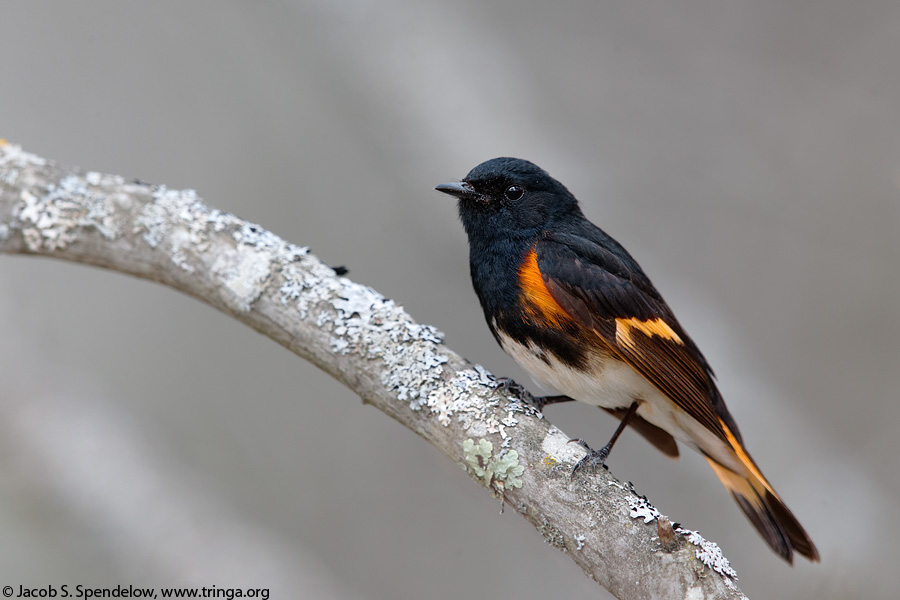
0, 142, 746, 600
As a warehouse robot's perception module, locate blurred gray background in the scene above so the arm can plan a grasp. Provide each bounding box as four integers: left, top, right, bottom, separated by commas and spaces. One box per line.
1, 1, 897, 598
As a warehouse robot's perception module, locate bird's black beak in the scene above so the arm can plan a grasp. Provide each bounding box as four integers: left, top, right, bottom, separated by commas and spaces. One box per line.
434, 180, 482, 201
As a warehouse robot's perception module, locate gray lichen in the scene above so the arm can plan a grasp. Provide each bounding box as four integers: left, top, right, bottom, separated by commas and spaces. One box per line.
539, 515, 568, 550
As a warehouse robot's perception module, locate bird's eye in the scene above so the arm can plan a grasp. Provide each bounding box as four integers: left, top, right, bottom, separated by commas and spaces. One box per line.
504, 185, 524, 201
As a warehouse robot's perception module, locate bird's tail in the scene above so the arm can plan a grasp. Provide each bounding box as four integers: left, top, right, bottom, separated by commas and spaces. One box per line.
706, 422, 820, 564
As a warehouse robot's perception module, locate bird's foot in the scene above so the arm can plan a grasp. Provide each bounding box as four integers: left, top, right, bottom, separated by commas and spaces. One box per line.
495, 377, 538, 408
495, 376, 528, 397
568, 438, 611, 477
495, 378, 573, 412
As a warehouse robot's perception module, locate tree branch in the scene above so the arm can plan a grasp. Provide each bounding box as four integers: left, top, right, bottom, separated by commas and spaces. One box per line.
0, 141, 746, 600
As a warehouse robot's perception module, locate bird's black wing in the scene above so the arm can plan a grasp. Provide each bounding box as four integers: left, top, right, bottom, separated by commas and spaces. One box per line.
536, 233, 731, 443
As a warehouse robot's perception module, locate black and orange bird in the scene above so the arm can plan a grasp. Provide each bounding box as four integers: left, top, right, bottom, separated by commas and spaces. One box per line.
435, 157, 819, 564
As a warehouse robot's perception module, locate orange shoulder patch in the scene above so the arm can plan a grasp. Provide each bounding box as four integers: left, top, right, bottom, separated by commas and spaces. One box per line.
518, 246, 571, 327
615, 317, 684, 346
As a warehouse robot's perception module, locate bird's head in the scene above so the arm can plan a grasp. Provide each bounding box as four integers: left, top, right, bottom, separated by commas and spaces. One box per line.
435, 157, 581, 244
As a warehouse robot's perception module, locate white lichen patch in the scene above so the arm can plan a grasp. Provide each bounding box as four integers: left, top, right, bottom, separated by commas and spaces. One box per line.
462, 438, 524, 492
14, 174, 122, 251
168, 228, 195, 273
424, 365, 543, 452
132, 185, 308, 311
280, 261, 337, 320
0, 142, 47, 180
426, 366, 546, 452
134, 186, 202, 249
678, 528, 739, 583
134, 201, 170, 248
501, 412, 519, 428
426, 366, 497, 425
234, 222, 288, 252
606, 482, 740, 583
629, 495, 662, 524
278, 256, 454, 411
341, 293, 448, 406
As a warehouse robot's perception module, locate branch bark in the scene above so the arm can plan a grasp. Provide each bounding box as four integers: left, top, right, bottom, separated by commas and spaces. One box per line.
0, 141, 746, 600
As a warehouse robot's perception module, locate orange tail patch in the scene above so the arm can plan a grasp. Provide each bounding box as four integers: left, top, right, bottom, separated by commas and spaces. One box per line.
706, 421, 820, 563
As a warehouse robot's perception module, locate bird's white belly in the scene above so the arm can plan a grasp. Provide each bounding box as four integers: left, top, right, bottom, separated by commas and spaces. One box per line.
496, 330, 739, 468
497, 330, 652, 409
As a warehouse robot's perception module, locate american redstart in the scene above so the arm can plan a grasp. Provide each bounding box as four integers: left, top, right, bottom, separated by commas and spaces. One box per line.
436, 157, 818, 564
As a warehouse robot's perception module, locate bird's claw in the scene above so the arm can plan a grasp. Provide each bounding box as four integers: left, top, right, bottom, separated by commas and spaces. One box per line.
568, 438, 611, 477
495, 377, 540, 408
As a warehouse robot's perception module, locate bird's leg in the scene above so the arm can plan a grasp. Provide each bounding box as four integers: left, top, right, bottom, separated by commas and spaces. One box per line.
569, 400, 640, 476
